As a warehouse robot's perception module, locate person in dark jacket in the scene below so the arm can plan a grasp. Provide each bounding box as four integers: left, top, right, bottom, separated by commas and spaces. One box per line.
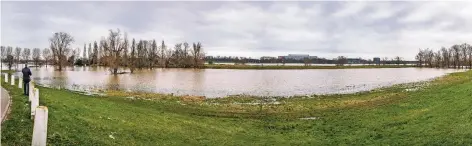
22, 64, 32, 96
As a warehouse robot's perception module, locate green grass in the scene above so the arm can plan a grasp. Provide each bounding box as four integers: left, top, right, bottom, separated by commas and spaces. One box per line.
1, 70, 472, 145
204, 64, 416, 69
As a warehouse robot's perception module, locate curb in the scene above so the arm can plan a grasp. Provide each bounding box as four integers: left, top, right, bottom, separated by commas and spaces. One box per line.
1, 87, 12, 124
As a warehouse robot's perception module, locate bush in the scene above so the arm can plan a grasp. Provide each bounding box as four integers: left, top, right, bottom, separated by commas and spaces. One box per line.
74, 59, 84, 66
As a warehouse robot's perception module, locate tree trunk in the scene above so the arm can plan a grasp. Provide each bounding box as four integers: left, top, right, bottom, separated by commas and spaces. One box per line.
113, 68, 118, 74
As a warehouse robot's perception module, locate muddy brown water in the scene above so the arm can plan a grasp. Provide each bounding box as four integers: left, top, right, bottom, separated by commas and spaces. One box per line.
10, 66, 463, 98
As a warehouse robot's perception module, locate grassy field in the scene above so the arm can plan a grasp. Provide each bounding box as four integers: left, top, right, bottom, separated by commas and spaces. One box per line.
1, 70, 472, 145
204, 64, 416, 69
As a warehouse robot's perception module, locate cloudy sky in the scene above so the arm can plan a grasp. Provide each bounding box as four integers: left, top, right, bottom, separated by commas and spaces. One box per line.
1, 1, 472, 60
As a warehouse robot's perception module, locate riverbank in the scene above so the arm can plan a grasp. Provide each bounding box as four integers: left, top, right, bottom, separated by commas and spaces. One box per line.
1, 70, 472, 145
204, 64, 416, 69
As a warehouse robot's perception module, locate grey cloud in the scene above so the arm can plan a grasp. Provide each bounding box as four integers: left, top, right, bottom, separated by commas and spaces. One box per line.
1, 1, 472, 60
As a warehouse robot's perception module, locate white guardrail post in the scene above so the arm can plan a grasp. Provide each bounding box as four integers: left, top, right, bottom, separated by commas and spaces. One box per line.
32, 106, 48, 146
29, 81, 35, 102
31, 88, 39, 119
11, 74, 15, 86
4, 73, 8, 83
19, 77, 23, 88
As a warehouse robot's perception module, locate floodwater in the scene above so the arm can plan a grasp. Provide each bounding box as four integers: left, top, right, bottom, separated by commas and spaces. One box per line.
11, 66, 462, 98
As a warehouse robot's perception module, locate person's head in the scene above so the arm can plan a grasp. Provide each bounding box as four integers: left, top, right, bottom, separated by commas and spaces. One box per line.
24, 64, 28, 68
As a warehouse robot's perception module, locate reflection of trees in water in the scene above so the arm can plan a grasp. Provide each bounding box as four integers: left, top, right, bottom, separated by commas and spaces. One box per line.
49, 71, 68, 89
106, 75, 121, 90
191, 69, 204, 95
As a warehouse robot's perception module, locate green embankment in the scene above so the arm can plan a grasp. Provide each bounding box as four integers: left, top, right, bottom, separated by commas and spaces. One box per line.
204, 64, 416, 69
1, 70, 472, 145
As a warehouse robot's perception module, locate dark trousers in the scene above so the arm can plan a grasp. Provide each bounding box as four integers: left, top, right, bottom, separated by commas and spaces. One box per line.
24, 80, 30, 96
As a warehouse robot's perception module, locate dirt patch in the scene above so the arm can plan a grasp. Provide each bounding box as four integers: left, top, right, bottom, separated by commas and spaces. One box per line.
180, 95, 206, 103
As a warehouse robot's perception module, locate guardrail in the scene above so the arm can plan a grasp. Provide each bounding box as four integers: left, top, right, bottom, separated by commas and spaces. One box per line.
3, 72, 48, 146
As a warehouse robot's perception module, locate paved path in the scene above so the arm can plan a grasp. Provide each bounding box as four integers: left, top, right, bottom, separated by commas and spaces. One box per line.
1, 87, 11, 123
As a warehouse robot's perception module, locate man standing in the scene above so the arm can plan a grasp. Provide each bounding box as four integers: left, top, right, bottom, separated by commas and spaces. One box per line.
22, 64, 32, 96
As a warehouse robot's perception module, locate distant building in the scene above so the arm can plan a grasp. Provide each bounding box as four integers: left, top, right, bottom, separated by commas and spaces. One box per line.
373, 57, 381, 64
347, 58, 362, 64
260, 56, 277, 60
278, 54, 317, 60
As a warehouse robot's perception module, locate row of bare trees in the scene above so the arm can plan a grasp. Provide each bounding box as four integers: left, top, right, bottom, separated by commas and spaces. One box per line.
1, 46, 51, 70
3, 29, 205, 74
81, 29, 205, 74
416, 43, 472, 68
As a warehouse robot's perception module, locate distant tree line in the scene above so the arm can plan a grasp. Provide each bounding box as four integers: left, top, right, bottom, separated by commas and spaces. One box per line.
415, 43, 472, 68
1, 29, 206, 74
206, 55, 410, 66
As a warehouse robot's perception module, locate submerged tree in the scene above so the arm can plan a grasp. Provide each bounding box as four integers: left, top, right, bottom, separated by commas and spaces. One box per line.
32, 48, 41, 67
103, 29, 127, 74
5, 46, 14, 70
42, 48, 52, 68
14, 47, 21, 69
21, 48, 31, 65
50, 32, 74, 71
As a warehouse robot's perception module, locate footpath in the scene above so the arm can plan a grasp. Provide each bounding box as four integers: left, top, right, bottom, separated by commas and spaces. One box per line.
1, 87, 11, 123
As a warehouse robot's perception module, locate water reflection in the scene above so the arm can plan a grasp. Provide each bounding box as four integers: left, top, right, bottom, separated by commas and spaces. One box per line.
23, 66, 463, 98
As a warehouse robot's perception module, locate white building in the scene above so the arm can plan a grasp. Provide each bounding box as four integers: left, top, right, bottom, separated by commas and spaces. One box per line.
279, 54, 317, 60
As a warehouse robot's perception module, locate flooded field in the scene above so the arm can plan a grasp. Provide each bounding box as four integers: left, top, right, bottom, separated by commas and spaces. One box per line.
9, 66, 461, 98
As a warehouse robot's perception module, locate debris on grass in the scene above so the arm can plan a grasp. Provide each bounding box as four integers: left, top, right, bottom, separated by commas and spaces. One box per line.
299, 117, 318, 120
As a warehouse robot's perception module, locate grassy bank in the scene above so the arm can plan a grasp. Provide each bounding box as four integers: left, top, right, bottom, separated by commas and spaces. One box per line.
204, 64, 416, 69
1, 70, 472, 145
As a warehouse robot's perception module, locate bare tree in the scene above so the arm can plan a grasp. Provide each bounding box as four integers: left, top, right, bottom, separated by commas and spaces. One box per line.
394, 56, 402, 66
103, 29, 127, 74
32, 48, 41, 67
42, 48, 52, 68
158, 40, 167, 68
336, 56, 348, 66
0, 46, 5, 69
69, 48, 79, 65
451, 45, 460, 68
433, 50, 442, 68
83, 43, 87, 60
88, 43, 92, 65
468, 44, 472, 69
460, 43, 469, 69
129, 38, 136, 73
381, 57, 388, 65
50, 32, 74, 71
183, 42, 191, 67
440, 47, 450, 68
93, 41, 98, 66
303, 57, 312, 66
5, 47, 14, 70
425, 49, 434, 68
191, 42, 204, 68
21, 48, 31, 65
14, 47, 21, 69
415, 49, 424, 67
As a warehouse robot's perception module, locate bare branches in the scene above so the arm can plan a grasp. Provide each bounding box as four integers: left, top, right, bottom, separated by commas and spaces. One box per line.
21, 48, 31, 64
416, 43, 472, 69
49, 32, 74, 71
33, 48, 41, 66
42, 48, 52, 68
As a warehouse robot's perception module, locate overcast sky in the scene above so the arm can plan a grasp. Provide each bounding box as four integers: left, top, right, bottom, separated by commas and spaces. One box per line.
1, 1, 472, 60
